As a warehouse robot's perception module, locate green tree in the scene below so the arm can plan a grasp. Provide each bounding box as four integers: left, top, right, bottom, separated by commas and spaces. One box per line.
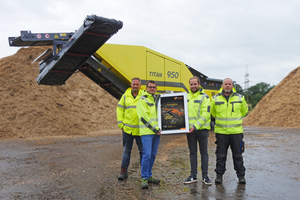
252, 93, 263, 107
265, 85, 276, 94
245, 82, 275, 108
234, 83, 244, 95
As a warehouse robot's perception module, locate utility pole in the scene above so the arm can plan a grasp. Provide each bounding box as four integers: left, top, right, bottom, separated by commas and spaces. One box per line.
244, 65, 249, 91
244, 65, 251, 111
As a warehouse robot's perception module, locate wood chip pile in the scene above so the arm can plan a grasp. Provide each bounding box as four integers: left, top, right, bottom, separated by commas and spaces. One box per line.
243, 66, 300, 128
0, 47, 119, 139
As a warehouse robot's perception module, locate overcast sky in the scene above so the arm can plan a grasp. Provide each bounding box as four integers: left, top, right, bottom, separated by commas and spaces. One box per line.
1, 0, 300, 88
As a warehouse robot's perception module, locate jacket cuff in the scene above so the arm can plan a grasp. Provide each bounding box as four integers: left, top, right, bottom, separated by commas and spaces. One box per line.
154, 128, 160, 134
193, 125, 198, 131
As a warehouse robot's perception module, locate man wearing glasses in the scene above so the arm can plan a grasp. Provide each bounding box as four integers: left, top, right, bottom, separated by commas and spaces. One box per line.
137, 80, 161, 189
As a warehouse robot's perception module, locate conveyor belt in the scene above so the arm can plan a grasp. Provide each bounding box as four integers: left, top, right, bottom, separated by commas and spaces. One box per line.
36, 15, 123, 85
8, 15, 123, 86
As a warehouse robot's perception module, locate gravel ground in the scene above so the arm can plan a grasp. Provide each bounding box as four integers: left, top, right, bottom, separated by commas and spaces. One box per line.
0, 126, 299, 199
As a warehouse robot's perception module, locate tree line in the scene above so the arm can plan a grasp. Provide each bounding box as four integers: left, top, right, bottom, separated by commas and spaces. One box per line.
234, 82, 275, 110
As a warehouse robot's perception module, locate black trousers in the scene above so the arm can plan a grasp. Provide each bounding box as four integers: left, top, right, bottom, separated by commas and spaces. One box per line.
214, 133, 246, 176
186, 129, 209, 177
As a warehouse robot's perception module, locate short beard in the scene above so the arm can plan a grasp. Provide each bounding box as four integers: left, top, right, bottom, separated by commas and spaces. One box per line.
224, 90, 232, 93
192, 88, 199, 93
132, 88, 138, 93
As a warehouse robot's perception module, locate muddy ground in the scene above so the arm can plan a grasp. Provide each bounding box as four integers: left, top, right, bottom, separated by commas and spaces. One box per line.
0, 126, 299, 200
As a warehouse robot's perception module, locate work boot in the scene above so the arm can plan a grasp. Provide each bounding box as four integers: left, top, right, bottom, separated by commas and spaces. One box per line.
118, 167, 128, 180
238, 175, 246, 184
215, 174, 223, 184
141, 178, 149, 189
148, 176, 160, 184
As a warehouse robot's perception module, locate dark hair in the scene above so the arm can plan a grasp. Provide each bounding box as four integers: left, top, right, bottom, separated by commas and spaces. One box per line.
189, 76, 200, 84
146, 80, 157, 87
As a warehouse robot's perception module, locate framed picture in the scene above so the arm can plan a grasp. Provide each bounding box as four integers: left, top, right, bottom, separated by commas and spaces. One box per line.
157, 92, 189, 134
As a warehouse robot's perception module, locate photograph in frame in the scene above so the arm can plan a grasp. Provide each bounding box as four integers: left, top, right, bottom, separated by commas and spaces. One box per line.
157, 92, 189, 134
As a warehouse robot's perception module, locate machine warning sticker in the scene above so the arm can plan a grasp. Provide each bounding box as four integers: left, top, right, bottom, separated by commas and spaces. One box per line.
60, 33, 67, 36
54, 34, 59, 38
45, 34, 50, 39
37, 34, 42, 39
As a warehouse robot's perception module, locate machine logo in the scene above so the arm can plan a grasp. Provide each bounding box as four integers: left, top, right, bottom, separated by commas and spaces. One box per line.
149, 71, 163, 77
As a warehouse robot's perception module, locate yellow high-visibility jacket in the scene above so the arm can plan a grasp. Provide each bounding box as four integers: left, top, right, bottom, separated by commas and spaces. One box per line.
136, 91, 160, 136
211, 88, 248, 134
116, 88, 143, 136
187, 87, 211, 130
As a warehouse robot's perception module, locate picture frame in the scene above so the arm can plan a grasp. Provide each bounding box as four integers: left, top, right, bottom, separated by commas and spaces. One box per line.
157, 92, 189, 134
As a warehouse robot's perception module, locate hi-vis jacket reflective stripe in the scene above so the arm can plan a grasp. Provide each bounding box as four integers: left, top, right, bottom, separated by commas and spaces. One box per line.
116, 88, 143, 136
137, 90, 160, 136
211, 88, 248, 135
187, 87, 211, 130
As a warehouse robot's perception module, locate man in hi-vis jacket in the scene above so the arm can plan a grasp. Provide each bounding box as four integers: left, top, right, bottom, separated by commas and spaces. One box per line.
116, 77, 143, 180
184, 76, 212, 185
137, 80, 161, 189
211, 78, 248, 184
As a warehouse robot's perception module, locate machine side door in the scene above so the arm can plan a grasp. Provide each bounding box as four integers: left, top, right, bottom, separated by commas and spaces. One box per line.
146, 52, 165, 93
